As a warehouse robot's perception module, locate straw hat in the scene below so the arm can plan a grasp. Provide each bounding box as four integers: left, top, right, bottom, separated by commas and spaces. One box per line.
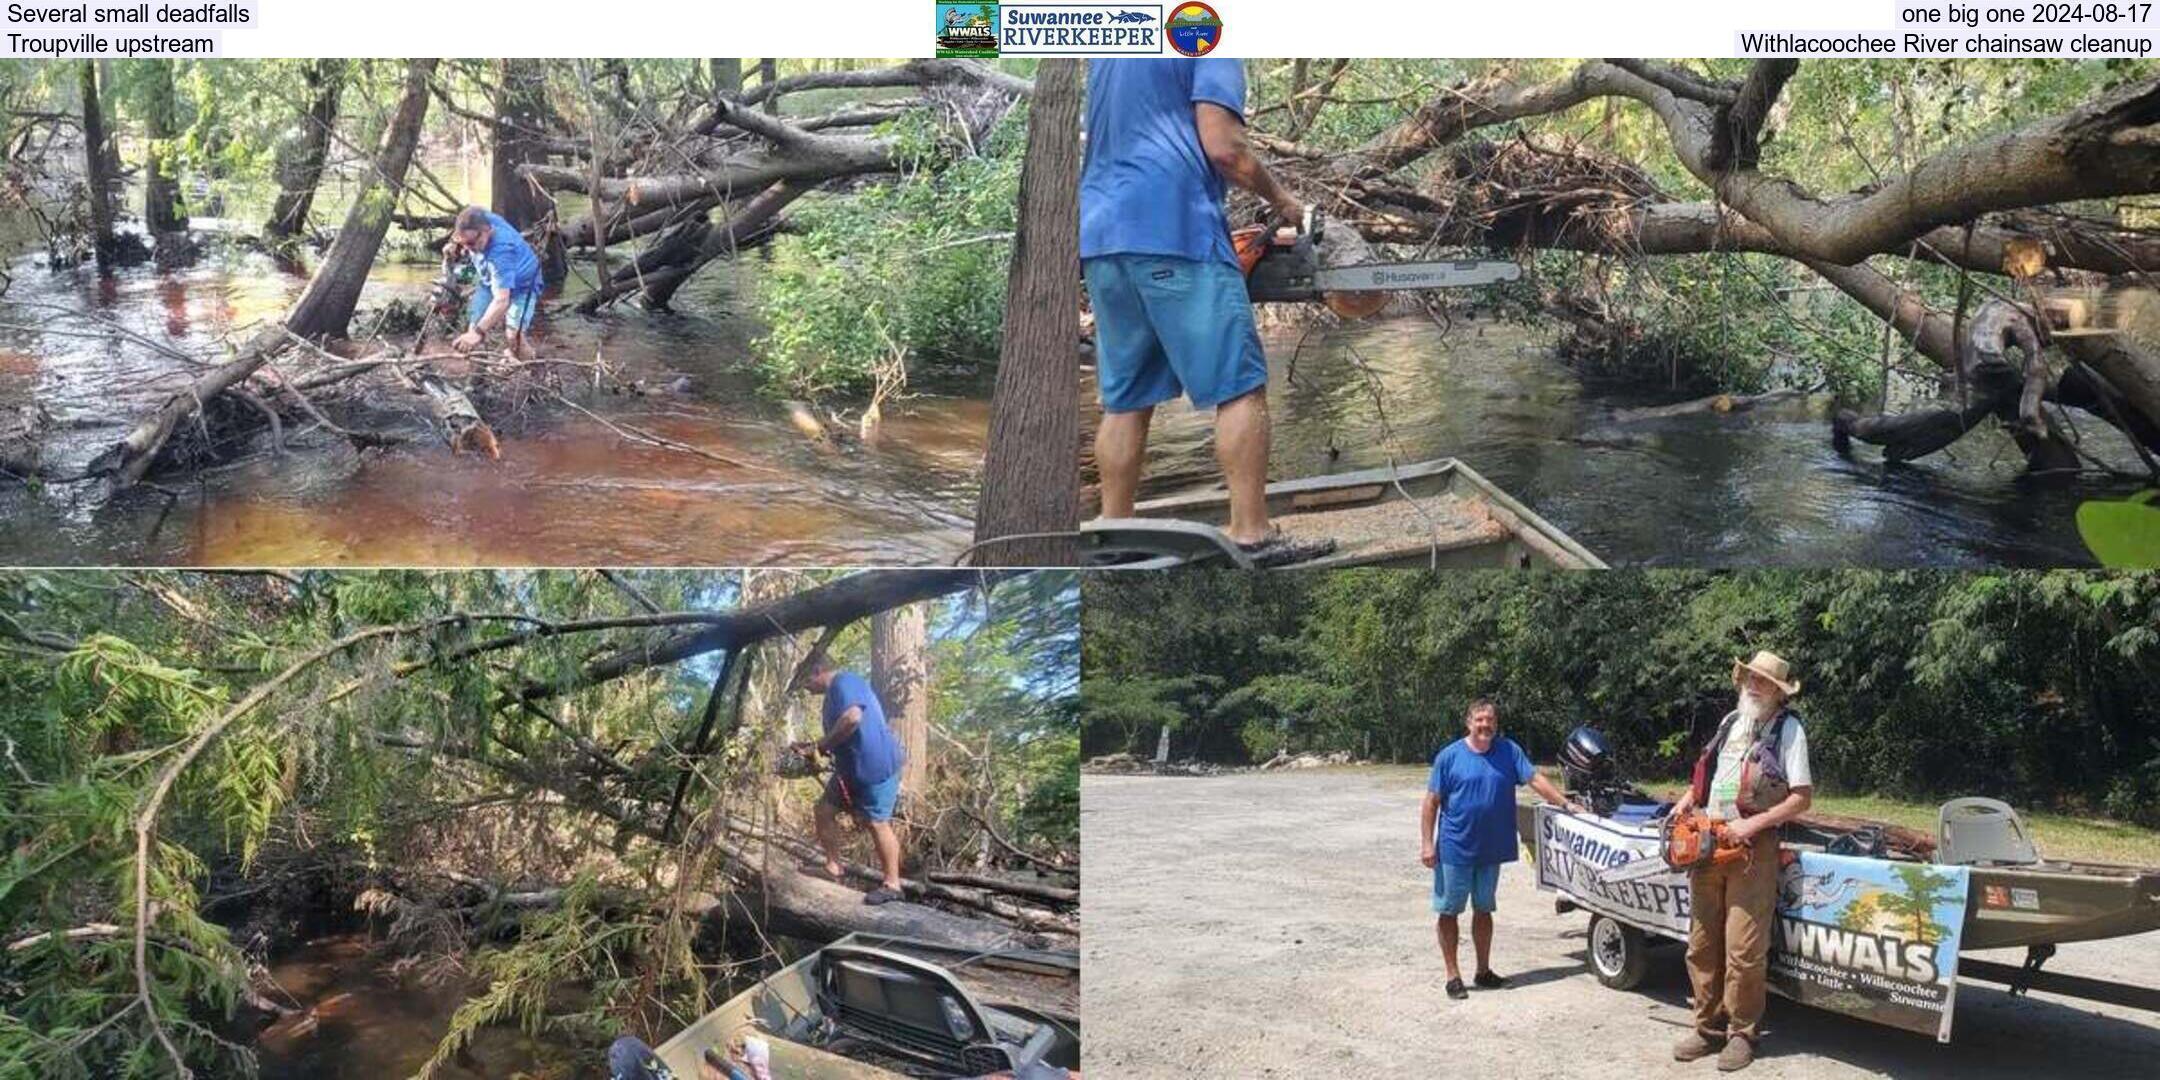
1732, 650, 1800, 697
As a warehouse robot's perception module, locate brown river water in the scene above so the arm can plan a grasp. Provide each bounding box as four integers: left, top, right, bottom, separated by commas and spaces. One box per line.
0, 237, 987, 566
250, 934, 585, 1080
1123, 315, 2148, 567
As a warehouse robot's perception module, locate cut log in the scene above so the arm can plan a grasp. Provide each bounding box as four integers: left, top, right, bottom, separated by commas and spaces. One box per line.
924, 871, 1078, 906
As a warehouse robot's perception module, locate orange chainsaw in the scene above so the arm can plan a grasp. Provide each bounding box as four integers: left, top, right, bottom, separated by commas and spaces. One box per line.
1596, 810, 1752, 884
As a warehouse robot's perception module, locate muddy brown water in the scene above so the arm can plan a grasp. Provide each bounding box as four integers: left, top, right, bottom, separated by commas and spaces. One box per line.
251, 933, 585, 1080
0, 236, 987, 565
1121, 315, 2150, 567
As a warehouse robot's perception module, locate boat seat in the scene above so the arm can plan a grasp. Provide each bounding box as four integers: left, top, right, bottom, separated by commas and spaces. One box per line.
1078, 518, 1255, 569
815, 944, 1060, 1077
1938, 797, 2041, 866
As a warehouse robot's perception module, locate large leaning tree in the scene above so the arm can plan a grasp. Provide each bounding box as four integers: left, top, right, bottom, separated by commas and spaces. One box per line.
1248, 59, 2160, 476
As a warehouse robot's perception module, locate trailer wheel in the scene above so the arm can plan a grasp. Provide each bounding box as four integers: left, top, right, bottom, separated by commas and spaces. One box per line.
1587, 914, 1648, 990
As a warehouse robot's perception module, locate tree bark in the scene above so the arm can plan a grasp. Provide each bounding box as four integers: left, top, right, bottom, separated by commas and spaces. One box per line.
142, 61, 186, 237
78, 61, 117, 269
709, 59, 743, 99
872, 603, 930, 796
757, 58, 779, 114
265, 59, 345, 243
492, 58, 566, 286
517, 569, 1007, 706
972, 59, 1082, 566
286, 58, 439, 341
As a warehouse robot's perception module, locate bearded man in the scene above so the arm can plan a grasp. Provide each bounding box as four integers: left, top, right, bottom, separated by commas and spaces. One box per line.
1667, 651, 1813, 1073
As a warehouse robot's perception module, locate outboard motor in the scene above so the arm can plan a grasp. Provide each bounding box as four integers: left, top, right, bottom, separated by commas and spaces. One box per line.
1559, 726, 1614, 788
1558, 726, 1649, 816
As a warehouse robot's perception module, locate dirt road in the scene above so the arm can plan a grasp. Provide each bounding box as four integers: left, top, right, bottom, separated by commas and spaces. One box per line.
1082, 769, 2160, 1079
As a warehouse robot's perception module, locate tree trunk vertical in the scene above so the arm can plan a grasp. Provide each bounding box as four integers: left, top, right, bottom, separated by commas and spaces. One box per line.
710, 59, 744, 99
872, 603, 930, 796
78, 61, 116, 269
758, 58, 780, 114
492, 58, 565, 285
142, 61, 186, 236
285, 58, 439, 341
971, 59, 1082, 566
265, 59, 344, 243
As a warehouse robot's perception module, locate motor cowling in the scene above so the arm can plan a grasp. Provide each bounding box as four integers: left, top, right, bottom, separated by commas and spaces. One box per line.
1558, 725, 1613, 786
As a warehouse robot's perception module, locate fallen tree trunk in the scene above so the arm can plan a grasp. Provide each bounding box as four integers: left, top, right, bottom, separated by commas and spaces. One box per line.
89, 325, 287, 488
925, 870, 1078, 906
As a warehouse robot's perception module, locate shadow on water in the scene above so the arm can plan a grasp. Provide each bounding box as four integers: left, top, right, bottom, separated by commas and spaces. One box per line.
0, 240, 988, 566
1129, 315, 2144, 567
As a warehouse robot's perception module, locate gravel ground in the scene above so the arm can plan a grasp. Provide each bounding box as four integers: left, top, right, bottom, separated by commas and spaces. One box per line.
1082, 770, 2160, 1079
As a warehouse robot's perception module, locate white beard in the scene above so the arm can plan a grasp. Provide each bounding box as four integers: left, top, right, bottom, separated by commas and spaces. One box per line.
1737, 690, 1772, 727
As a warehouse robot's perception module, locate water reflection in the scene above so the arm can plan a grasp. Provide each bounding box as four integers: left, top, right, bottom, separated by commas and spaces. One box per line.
1131, 315, 2139, 567
0, 244, 987, 565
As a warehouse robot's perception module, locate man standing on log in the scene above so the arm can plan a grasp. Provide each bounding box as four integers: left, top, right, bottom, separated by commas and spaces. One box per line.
793, 649, 909, 906
1080, 58, 1332, 566
1667, 651, 1813, 1073
445, 205, 541, 362
1419, 698, 1581, 1000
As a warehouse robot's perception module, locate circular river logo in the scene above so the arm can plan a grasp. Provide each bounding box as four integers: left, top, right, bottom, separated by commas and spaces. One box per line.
1166, 2, 1223, 56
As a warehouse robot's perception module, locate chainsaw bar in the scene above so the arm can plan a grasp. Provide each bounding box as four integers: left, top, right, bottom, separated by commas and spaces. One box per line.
1315, 259, 1522, 293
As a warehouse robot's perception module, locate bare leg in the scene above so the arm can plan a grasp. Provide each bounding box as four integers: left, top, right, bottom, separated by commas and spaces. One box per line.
1472, 911, 1495, 974
506, 329, 536, 362
1436, 915, 1462, 982
812, 799, 846, 877
865, 820, 904, 891
1095, 407, 1153, 519
1214, 388, 1272, 545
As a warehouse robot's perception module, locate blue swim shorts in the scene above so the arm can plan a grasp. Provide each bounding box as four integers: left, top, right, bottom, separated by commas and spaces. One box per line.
1433, 861, 1501, 915
471, 285, 542, 334
824, 770, 902, 824
1084, 254, 1267, 413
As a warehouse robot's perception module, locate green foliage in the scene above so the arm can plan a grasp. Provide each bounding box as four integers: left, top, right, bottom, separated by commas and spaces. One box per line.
1084, 570, 2160, 825
2078, 491, 2160, 569
750, 107, 1025, 397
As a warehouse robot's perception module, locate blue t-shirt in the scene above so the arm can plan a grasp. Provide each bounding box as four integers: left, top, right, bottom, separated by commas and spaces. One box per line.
1428, 736, 1535, 866
823, 671, 904, 790
473, 210, 542, 295
1079, 58, 1245, 268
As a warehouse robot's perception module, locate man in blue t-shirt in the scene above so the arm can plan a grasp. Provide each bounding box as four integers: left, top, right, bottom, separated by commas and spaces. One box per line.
1418, 698, 1582, 1000
1080, 59, 1332, 567
445, 205, 543, 362
792, 650, 909, 905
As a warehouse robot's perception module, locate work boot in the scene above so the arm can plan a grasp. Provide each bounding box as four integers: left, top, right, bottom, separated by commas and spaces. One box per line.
1717, 1036, 1755, 1072
1673, 1031, 1723, 1062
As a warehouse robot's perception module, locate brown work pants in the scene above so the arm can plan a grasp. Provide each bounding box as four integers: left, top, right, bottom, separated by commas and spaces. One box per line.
1685, 832, 1780, 1043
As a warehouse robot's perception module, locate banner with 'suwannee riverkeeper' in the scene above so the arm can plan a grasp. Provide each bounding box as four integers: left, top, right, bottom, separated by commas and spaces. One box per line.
1530, 807, 1971, 1040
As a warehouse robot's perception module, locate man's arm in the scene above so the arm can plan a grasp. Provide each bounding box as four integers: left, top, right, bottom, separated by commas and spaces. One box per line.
1195, 102, 1303, 224
814, 706, 863, 754
1728, 786, 1812, 843
475, 289, 511, 333
1419, 790, 1441, 868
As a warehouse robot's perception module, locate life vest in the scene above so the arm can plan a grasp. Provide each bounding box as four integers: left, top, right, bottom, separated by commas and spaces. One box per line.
1688, 708, 1801, 818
